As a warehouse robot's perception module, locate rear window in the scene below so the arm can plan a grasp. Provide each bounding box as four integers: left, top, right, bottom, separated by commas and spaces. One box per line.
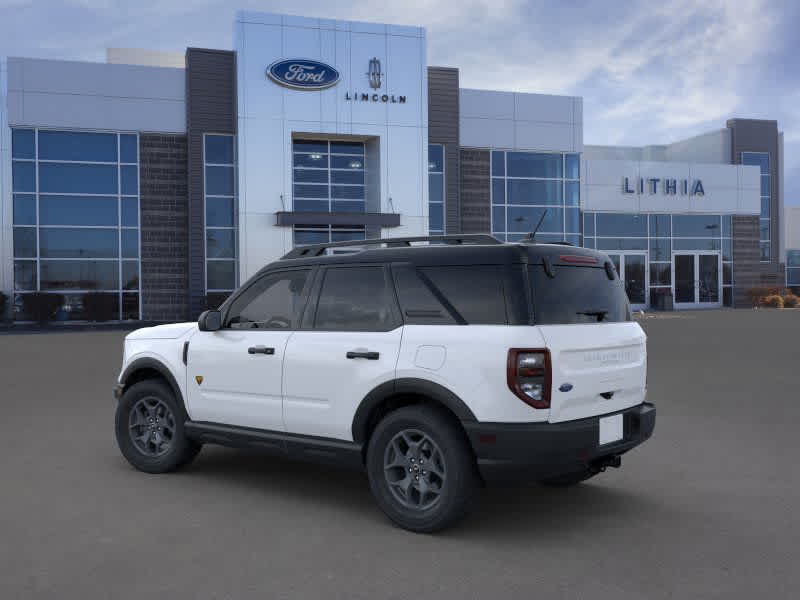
529, 265, 631, 325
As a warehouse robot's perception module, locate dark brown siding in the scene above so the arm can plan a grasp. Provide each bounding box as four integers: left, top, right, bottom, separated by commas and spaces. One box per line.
427, 67, 460, 233
139, 134, 189, 321
459, 149, 490, 234
186, 48, 237, 318
732, 215, 761, 307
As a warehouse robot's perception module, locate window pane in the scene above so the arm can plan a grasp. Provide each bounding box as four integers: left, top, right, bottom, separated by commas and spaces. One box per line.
293, 140, 328, 154
331, 200, 365, 213
40, 195, 118, 226
787, 251, 800, 268
565, 154, 580, 179
673, 238, 721, 251
760, 175, 770, 196
565, 207, 580, 233
429, 203, 444, 232
227, 270, 310, 329
723, 287, 732, 307
429, 173, 444, 204
294, 229, 329, 246
788, 268, 800, 285
723, 263, 732, 285
649, 214, 671, 237
207, 229, 236, 258
39, 163, 118, 194
596, 238, 647, 250
331, 228, 365, 242
294, 153, 329, 168
650, 263, 671, 286
315, 267, 395, 331
294, 199, 329, 212
421, 265, 508, 325
122, 261, 139, 290
14, 261, 37, 291
120, 134, 138, 163
330, 141, 364, 155
206, 197, 234, 227
12, 161, 36, 192
205, 135, 234, 164
491, 151, 505, 177
492, 179, 505, 205
583, 213, 595, 236
331, 185, 364, 200
293, 168, 329, 183
12, 129, 35, 159
721, 215, 732, 237
428, 144, 444, 172
759, 219, 770, 241
507, 206, 563, 233
649, 238, 671, 261
122, 229, 139, 258
207, 260, 236, 290
507, 152, 562, 178
331, 155, 362, 169
761, 197, 770, 218
741, 152, 769, 174
40, 228, 118, 258
721, 238, 731, 262
596, 213, 647, 237
331, 170, 364, 185
13, 194, 36, 225
13, 227, 37, 258
583, 236, 595, 249
565, 181, 579, 206
121, 165, 138, 195
294, 184, 329, 199
38, 131, 117, 162
760, 242, 770, 261
507, 180, 562, 205
566, 233, 581, 247
492, 207, 505, 233
122, 293, 139, 320
40, 260, 119, 290
205, 166, 235, 195
121, 198, 139, 227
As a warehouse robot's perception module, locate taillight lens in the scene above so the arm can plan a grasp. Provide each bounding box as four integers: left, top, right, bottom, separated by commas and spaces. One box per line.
507, 349, 551, 409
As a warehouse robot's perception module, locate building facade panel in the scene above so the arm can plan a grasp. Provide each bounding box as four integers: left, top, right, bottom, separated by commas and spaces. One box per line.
459, 148, 490, 234
427, 67, 460, 234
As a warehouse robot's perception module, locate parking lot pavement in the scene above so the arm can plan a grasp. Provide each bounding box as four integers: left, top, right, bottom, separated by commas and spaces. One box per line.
1, 309, 799, 599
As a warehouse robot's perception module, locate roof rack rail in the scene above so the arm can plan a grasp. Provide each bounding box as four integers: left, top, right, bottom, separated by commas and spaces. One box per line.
282, 234, 501, 259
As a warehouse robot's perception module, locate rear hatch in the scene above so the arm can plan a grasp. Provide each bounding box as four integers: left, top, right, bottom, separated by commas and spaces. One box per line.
528, 251, 647, 423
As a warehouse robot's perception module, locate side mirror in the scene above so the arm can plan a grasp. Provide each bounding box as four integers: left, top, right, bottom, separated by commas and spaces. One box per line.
198, 309, 222, 332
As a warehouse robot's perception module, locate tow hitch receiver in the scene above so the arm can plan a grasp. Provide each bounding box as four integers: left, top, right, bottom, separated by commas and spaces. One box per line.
591, 454, 622, 473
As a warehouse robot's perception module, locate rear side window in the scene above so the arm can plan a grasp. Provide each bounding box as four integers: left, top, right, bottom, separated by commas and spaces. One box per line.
529, 265, 631, 324
420, 266, 507, 325
392, 265, 457, 325
314, 266, 398, 331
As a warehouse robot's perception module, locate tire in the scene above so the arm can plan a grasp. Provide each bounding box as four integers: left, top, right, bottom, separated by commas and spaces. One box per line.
539, 469, 597, 487
366, 405, 479, 533
115, 379, 201, 474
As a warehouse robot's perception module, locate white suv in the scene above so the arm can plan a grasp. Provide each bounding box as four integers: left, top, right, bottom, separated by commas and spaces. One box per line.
114, 235, 655, 532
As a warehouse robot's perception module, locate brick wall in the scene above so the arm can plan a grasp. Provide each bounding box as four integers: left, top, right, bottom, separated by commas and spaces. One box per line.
459, 149, 490, 234
732, 215, 787, 307
139, 134, 189, 322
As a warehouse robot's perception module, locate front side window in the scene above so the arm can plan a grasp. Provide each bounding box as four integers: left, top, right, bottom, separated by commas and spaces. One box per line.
226, 270, 310, 330
314, 267, 396, 331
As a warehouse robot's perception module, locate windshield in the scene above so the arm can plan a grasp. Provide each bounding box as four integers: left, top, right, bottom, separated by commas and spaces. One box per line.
529, 264, 631, 325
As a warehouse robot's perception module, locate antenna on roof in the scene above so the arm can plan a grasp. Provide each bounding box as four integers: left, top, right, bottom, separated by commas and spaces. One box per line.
522, 209, 548, 242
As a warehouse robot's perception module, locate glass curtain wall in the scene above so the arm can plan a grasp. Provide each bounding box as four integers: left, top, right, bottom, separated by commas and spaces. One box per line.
291, 140, 367, 246
204, 134, 238, 294
428, 144, 445, 235
583, 212, 734, 307
491, 151, 580, 244
741, 152, 771, 261
11, 128, 141, 320
787, 250, 800, 289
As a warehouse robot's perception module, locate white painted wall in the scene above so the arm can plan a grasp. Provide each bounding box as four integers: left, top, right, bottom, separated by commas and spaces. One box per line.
585, 129, 731, 165
459, 88, 582, 152
7, 57, 185, 132
235, 11, 429, 279
582, 158, 760, 215
0, 59, 11, 299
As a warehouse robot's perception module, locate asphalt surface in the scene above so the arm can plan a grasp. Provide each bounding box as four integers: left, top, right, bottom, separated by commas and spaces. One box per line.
1, 309, 799, 599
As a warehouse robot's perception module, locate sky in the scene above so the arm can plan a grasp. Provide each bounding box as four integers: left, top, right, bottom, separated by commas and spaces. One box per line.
1, 0, 798, 205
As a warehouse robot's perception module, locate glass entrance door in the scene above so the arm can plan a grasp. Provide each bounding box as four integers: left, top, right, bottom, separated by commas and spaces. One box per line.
608, 253, 648, 309
672, 252, 721, 309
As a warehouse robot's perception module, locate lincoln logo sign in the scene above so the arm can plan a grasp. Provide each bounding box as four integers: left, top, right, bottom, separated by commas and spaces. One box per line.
623, 177, 705, 196
266, 59, 340, 90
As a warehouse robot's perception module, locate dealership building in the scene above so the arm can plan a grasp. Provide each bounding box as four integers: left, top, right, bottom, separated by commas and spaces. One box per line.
0, 10, 795, 321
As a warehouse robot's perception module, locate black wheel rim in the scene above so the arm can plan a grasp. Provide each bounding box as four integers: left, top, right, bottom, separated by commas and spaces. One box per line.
383, 429, 446, 511
128, 396, 176, 457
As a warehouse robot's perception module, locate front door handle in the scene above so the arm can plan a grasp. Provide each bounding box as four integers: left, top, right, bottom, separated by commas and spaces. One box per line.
248, 346, 275, 355
346, 350, 380, 360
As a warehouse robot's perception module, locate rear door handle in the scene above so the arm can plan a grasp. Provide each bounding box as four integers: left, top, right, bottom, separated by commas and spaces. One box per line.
346, 350, 380, 360
248, 346, 275, 355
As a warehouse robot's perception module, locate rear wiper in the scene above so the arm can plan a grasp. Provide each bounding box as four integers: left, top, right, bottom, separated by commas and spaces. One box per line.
576, 310, 609, 322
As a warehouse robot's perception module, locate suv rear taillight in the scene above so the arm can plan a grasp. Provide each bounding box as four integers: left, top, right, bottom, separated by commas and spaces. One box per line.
507, 349, 551, 409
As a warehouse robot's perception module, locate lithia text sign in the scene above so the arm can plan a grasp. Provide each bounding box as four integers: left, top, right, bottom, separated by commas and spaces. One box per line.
623, 177, 705, 196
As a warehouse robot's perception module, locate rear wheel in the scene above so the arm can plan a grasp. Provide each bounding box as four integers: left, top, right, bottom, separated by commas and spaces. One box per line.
115, 379, 201, 474
366, 405, 478, 533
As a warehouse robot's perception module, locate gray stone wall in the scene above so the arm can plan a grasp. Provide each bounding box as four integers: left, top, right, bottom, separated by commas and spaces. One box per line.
459, 149, 491, 234
139, 134, 189, 322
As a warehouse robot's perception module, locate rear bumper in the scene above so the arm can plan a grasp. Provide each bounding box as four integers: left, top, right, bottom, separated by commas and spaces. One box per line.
464, 402, 656, 483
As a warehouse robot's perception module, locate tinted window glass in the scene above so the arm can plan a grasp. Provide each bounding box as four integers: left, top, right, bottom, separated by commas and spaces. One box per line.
207, 261, 236, 290
227, 270, 310, 329
13, 227, 37, 258
120, 134, 138, 163
507, 179, 562, 205
565, 154, 580, 179
673, 214, 721, 237
507, 152, 562, 178
40, 195, 118, 226
121, 165, 138, 195
39, 163, 118, 194
40, 260, 119, 290
596, 213, 647, 237
206, 166, 235, 195
206, 229, 235, 258
206, 197, 234, 227
330, 141, 364, 155
13, 194, 36, 225
12, 129, 35, 159
12, 161, 35, 192
38, 131, 117, 162
491, 151, 505, 176
205, 135, 234, 164
420, 266, 507, 325
392, 265, 455, 325
121, 198, 139, 227
40, 228, 118, 258
121, 229, 139, 258
14, 261, 37, 291
428, 145, 444, 172
506, 206, 563, 234
530, 265, 630, 324
649, 214, 671, 237
315, 267, 395, 331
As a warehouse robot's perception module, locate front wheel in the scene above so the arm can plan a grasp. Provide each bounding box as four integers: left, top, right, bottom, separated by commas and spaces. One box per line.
114, 379, 201, 474
366, 405, 479, 533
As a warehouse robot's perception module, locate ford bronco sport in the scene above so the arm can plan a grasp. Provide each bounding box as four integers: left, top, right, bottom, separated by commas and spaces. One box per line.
114, 235, 655, 532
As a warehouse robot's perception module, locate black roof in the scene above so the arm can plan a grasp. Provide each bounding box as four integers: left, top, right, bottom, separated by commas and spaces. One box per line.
258, 235, 610, 274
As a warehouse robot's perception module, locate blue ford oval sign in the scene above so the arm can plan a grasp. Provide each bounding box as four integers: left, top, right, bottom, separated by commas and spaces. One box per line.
267, 59, 340, 90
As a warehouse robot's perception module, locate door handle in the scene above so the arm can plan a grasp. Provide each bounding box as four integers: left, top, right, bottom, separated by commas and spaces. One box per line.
248, 346, 275, 355
346, 350, 380, 360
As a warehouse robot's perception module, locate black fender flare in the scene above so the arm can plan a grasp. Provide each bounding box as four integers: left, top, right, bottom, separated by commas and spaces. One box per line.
119, 357, 185, 410
351, 378, 477, 444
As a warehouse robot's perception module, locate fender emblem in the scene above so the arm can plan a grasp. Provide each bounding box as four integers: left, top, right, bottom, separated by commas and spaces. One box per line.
195, 375, 204, 385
